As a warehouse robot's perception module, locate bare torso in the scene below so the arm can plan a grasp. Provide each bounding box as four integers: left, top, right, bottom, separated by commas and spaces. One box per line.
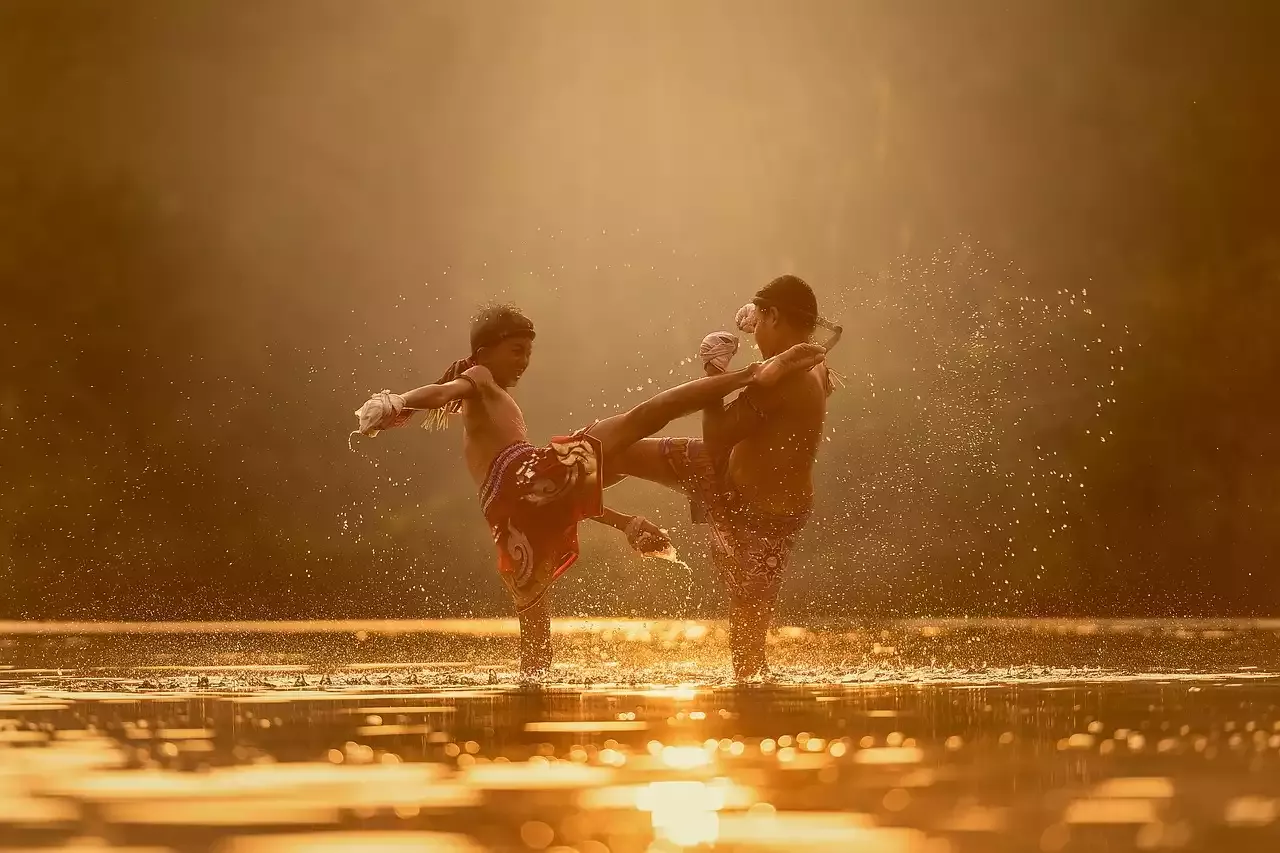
725, 363, 829, 515
460, 366, 529, 487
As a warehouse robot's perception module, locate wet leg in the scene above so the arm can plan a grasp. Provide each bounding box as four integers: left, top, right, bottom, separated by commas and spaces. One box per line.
729, 591, 778, 681
517, 595, 552, 678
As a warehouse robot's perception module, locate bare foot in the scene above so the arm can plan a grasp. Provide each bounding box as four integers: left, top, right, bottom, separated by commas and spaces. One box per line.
753, 342, 826, 387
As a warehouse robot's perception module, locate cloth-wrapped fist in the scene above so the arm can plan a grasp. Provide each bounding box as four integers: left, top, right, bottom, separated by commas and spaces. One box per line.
353, 390, 410, 437
625, 515, 673, 557
699, 331, 740, 374
735, 302, 760, 333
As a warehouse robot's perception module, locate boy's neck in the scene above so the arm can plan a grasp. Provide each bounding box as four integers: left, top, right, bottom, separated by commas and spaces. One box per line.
762, 334, 808, 359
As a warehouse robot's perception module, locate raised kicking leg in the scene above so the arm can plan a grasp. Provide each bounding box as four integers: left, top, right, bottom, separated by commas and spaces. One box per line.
602, 439, 681, 489
588, 342, 823, 469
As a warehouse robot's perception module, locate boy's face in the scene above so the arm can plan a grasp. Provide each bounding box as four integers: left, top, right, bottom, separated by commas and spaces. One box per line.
481, 336, 534, 388
751, 305, 785, 355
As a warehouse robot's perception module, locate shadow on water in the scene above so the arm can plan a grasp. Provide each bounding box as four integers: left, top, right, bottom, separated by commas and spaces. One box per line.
2, 619, 1279, 851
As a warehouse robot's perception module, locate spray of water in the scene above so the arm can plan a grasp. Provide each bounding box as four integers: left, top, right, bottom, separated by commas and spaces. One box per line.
336, 231, 1122, 621
809, 240, 1124, 614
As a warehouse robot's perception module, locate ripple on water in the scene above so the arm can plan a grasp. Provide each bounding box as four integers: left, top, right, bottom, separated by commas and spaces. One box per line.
3, 619, 1280, 851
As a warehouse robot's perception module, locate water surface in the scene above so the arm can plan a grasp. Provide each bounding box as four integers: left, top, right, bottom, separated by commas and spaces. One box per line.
2, 618, 1278, 852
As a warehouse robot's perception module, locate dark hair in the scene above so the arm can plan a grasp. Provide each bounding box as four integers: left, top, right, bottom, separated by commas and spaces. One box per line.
753, 275, 819, 334
469, 303, 535, 354
428, 304, 536, 413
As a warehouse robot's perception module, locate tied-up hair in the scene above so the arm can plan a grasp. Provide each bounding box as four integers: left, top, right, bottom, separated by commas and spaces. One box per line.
422, 304, 536, 431
418, 355, 477, 431
745, 275, 845, 395
752, 274, 820, 334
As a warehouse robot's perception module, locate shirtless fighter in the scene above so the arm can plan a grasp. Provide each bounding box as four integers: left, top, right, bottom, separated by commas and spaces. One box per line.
606, 276, 837, 679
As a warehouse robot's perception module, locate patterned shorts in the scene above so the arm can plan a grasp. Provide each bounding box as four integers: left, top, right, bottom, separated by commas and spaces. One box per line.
480, 431, 604, 612
659, 437, 808, 599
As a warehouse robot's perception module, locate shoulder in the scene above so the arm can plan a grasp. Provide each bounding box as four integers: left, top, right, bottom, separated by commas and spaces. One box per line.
461, 364, 497, 393
756, 366, 827, 411
790, 369, 829, 416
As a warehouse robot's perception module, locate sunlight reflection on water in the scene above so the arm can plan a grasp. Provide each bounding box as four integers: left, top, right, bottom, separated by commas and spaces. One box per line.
3, 619, 1280, 851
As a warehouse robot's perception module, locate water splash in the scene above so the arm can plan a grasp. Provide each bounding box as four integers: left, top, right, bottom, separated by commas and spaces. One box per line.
811, 240, 1123, 611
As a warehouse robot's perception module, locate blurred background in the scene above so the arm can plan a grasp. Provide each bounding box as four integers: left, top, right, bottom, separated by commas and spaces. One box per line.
1, 0, 1276, 623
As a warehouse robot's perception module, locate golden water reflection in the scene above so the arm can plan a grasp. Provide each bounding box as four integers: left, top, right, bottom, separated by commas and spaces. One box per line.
4, 618, 1280, 850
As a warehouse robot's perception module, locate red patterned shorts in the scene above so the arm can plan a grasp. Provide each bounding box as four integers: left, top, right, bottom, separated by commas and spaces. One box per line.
659, 437, 808, 599
480, 431, 604, 612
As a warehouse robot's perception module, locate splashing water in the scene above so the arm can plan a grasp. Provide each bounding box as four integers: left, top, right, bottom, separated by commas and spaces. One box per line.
635, 536, 697, 611
335, 231, 1122, 617
811, 240, 1123, 612
641, 542, 688, 569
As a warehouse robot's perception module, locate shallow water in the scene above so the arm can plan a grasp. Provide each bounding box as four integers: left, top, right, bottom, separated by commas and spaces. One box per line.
3, 618, 1279, 851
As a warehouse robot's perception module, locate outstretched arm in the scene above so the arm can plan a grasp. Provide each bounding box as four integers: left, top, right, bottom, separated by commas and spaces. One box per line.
353, 367, 489, 442
352, 368, 487, 441
401, 376, 477, 410
402, 365, 492, 410
593, 507, 637, 531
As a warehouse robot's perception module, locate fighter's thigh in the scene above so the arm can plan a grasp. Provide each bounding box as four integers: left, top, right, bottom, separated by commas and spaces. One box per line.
606, 438, 682, 490
584, 411, 638, 466
588, 410, 667, 484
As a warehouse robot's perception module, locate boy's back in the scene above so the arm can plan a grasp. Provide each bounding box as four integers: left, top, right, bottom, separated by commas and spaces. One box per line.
726, 362, 830, 515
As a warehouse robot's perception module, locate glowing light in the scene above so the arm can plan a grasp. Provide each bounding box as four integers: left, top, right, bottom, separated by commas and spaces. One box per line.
636, 781, 730, 848
1091, 778, 1174, 799
854, 747, 924, 766
220, 832, 485, 852
661, 745, 712, 770
462, 762, 613, 791
1064, 799, 1160, 825
519, 820, 555, 849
